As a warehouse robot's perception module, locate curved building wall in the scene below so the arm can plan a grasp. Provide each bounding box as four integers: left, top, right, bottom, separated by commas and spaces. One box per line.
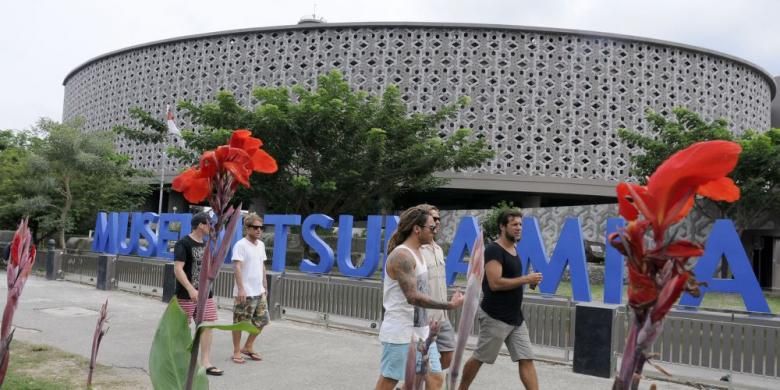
62, 22, 774, 197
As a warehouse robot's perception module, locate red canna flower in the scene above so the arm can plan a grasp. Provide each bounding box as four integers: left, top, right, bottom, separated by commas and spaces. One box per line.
1, 218, 36, 387
612, 140, 742, 390
172, 129, 277, 203
617, 140, 741, 243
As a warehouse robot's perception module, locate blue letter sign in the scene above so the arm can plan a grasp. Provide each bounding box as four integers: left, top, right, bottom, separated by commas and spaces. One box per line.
444, 216, 480, 286
603, 218, 626, 304
299, 214, 335, 274
517, 217, 591, 302
91, 212, 771, 313
265, 214, 301, 272
679, 220, 770, 312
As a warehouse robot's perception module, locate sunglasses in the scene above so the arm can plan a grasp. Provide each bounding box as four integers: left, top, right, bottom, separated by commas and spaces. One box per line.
248, 225, 264, 230
433, 217, 441, 222
422, 224, 437, 231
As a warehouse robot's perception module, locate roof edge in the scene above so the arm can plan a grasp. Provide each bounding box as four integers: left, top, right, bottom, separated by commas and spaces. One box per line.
62, 21, 776, 98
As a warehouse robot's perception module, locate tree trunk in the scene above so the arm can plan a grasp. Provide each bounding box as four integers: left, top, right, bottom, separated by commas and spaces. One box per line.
58, 177, 72, 249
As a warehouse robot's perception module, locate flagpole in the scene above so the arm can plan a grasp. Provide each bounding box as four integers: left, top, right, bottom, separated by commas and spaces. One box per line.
157, 136, 167, 217
159, 104, 181, 221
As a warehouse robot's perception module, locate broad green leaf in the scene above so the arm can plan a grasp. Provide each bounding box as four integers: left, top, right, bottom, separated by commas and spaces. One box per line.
188, 321, 261, 351
148, 298, 209, 390
197, 320, 261, 334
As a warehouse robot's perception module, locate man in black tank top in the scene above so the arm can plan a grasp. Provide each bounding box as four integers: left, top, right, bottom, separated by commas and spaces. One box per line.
458, 209, 543, 390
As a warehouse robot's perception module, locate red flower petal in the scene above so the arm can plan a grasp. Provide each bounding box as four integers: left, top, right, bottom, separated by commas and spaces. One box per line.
616, 183, 638, 221
229, 129, 252, 149
199, 151, 219, 178
223, 161, 251, 187
28, 245, 36, 269
250, 148, 278, 173
183, 177, 211, 203
214, 145, 230, 164
10, 230, 21, 267
241, 136, 262, 152
172, 168, 211, 203
656, 240, 704, 258
647, 140, 741, 231
627, 265, 658, 308
625, 184, 655, 224
697, 177, 740, 202
172, 168, 198, 193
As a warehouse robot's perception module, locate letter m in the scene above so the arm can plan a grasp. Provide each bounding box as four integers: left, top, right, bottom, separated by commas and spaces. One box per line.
92, 212, 118, 254
516, 217, 591, 302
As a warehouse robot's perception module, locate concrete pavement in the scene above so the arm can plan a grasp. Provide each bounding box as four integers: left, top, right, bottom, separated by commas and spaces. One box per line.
2, 274, 775, 389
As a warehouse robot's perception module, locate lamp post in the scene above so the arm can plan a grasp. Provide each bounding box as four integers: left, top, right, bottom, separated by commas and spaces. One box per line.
157, 135, 168, 217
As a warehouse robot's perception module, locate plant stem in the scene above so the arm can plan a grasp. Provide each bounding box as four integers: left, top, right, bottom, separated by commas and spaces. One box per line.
184, 327, 202, 390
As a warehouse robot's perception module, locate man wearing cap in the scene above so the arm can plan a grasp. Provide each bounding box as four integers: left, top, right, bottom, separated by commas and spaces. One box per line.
173, 211, 223, 376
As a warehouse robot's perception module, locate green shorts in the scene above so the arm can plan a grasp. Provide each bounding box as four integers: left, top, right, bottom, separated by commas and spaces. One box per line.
233, 294, 270, 329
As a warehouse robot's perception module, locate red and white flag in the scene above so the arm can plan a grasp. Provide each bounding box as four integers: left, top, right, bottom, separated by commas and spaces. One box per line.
166, 105, 181, 136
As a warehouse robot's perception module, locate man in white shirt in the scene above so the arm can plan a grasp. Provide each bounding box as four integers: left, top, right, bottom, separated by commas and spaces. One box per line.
230, 213, 270, 364
419, 204, 453, 390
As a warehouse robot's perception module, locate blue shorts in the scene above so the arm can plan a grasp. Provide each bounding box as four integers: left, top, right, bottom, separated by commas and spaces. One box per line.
380, 342, 442, 381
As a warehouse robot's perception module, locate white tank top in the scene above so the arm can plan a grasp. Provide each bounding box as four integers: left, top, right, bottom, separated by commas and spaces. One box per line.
379, 244, 431, 343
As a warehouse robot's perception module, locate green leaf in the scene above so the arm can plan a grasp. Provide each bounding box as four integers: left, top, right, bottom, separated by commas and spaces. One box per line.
148, 298, 209, 390
197, 320, 261, 334
186, 321, 261, 352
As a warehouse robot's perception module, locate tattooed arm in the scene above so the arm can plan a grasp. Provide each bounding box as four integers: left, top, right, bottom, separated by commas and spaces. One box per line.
387, 249, 464, 310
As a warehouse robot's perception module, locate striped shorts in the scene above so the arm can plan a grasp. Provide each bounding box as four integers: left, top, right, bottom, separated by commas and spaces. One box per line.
178, 298, 219, 322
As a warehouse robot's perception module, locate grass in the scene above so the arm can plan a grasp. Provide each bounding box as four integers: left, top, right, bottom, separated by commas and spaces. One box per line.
525, 280, 780, 313
282, 265, 780, 313
3, 340, 147, 389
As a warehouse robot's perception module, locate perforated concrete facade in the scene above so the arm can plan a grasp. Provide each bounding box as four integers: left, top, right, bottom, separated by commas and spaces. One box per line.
63, 22, 774, 195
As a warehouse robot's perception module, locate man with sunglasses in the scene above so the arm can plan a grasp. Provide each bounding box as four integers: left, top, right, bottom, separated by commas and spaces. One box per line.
375, 206, 464, 390
418, 204, 453, 390
230, 213, 270, 364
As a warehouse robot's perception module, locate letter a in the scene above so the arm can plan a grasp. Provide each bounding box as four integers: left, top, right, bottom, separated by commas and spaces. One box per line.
679, 219, 770, 313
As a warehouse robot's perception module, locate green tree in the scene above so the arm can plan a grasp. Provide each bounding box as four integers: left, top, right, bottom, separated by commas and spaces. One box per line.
12, 119, 149, 247
0, 130, 38, 229
122, 70, 494, 216
481, 201, 518, 241
618, 108, 780, 233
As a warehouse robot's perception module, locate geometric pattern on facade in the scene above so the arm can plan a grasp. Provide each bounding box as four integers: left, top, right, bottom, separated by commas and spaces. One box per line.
63, 23, 774, 184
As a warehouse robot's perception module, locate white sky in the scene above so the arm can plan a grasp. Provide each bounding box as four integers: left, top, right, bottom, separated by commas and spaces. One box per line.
1, 0, 778, 130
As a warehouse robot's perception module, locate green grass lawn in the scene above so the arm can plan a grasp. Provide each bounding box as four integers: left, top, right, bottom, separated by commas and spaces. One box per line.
3, 340, 147, 389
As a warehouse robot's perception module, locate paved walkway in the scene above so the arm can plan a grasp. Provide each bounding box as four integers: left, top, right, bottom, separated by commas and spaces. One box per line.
2, 274, 776, 389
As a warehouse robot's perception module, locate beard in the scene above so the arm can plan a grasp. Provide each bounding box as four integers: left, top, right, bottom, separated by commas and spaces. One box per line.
503, 229, 519, 243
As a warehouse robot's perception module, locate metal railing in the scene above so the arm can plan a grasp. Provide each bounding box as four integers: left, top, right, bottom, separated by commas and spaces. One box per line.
279, 273, 383, 323
271, 271, 576, 359
50, 252, 780, 378
114, 256, 166, 295
614, 308, 780, 378
60, 252, 99, 284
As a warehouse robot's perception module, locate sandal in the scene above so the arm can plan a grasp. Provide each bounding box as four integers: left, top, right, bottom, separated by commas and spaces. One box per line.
231, 356, 246, 364
241, 350, 263, 361
205, 366, 224, 376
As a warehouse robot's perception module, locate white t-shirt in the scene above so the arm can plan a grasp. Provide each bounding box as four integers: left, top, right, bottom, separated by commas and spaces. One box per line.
231, 237, 267, 297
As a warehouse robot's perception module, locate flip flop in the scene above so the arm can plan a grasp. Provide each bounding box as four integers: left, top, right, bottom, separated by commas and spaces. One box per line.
205, 366, 224, 376
241, 350, 263, 361
231, 356, 246, 364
